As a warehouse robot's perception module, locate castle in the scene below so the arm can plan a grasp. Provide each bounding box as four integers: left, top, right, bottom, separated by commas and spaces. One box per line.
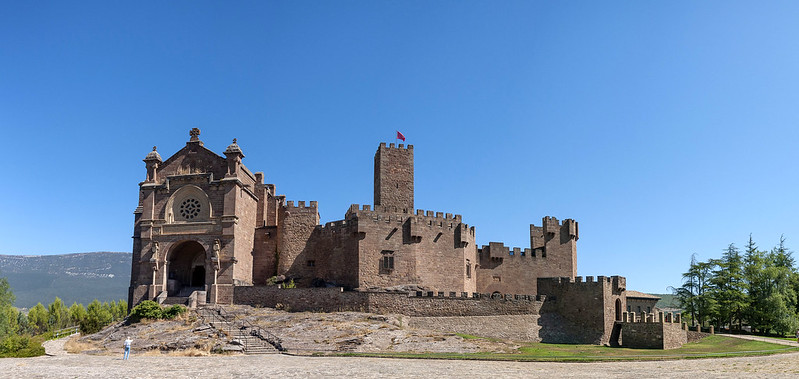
128, 129, 687, 348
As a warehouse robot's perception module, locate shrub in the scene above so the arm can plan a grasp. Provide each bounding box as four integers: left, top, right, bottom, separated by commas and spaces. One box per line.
129, 300, 163, 323
0, 334, 45, 358
163, 304, 187, 319
129, 301, 187, 323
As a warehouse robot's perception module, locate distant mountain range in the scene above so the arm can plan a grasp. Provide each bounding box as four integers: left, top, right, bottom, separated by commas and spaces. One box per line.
0, 252, 131, 309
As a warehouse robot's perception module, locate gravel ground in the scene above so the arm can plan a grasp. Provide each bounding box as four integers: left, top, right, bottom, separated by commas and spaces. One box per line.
5, 339, 799, 378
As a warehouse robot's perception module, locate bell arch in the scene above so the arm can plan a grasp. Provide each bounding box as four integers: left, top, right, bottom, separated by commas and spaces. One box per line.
164, 185, 212, 223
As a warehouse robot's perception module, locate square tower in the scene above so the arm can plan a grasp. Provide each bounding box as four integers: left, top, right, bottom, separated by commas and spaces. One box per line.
374, 142, 414, 211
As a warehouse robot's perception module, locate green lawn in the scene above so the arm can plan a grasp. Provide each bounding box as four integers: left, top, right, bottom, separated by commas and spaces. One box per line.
335, 335, 798, 362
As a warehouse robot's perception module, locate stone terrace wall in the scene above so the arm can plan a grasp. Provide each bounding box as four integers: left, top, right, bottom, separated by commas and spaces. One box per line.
662, 322, 688, 349
621, 321, 687, 349
409, 315, 541, 342
233, 286, 544, 317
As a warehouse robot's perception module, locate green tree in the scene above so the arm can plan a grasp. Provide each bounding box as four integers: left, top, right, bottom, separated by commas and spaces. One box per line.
47, 297, 70, 331
26, 303, 48, 335
69, 302, 87, 325
80, 300, 112, 334
0, 277, 17, 337
116, 300, 128, 320
677, 254, 716, 327
744, 236, 799, 335
709, 243, 747, 331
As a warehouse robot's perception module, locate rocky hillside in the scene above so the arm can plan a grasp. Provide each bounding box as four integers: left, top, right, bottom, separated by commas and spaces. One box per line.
0, 252, 131, 309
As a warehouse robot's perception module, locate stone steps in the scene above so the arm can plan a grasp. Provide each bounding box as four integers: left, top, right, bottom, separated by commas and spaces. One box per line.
196, 307, 281, 354
162, 297, 189, 305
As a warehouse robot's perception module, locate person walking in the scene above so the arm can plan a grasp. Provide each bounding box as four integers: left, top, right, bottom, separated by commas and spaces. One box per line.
123, 335, 133, 360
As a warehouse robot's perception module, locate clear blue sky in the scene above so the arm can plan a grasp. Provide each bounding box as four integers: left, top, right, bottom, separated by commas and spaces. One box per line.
2, 1, 799, 294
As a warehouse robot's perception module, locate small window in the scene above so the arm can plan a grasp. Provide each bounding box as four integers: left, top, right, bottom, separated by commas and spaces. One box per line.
492, 275, 501, 282
306, 260, 315, 267
466, 261, 472, 279
647, 306, 651, 313
627, 305, 631, 312
380, 250, 394, 273
382, 256, 394, 270
637, 306, 641, 313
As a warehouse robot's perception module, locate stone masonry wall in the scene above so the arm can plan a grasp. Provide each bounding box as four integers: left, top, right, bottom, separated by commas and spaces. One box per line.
408, 315, 541, 342
374, 143, 414, 211
347, 205, 477, 292
621, 321, 686, 349
476, 217, 578, 295
233, 286, 543, 316
277, 201, 320, 282
536, 276, 625, 345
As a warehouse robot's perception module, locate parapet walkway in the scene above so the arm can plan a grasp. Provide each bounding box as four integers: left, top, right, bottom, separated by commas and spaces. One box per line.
718, 333, 799, 347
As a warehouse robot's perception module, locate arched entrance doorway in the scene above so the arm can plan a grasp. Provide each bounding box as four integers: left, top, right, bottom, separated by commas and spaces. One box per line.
167, 241, 207, 296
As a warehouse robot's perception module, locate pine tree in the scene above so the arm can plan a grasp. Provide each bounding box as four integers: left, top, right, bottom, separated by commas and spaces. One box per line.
710, 243, 747, 331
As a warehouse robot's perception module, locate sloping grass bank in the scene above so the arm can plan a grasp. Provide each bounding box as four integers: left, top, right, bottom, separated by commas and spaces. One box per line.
334, 335, 798, 362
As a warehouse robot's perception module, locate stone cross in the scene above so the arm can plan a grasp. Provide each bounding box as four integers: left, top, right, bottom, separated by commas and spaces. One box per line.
189, 128, 201, 141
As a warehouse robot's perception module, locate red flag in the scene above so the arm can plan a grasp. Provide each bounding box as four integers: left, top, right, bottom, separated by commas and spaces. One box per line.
396, 131, 406, 141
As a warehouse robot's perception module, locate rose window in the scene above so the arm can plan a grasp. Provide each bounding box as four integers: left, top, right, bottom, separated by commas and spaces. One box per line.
179, 198, 201, 220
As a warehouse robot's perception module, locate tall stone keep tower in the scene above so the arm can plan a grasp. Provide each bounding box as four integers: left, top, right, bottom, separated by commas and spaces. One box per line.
374, 142, 414, 211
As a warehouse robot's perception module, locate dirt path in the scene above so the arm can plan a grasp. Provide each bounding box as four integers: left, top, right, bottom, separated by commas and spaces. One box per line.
3, 351, 799, 378
42, 337, 70, 356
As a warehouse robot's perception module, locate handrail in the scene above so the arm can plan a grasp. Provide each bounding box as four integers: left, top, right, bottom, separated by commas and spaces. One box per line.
51, 325, 80, 340
197, 305, 285, 352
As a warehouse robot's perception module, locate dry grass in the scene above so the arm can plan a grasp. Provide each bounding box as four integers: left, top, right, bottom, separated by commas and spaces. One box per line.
64, 337, 98, 354
168, 348, 210, 357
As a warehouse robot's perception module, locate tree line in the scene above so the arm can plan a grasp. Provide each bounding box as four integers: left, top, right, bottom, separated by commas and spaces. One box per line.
1, 275, 128, 357
676, 235, 799, 336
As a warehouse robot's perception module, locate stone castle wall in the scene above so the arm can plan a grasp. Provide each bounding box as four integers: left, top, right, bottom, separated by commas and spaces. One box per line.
408, 315, 541, 342
536, 276, 625, 345
477, 217, 578, 295
621, 321, 687, 349
346, 205, 477, 292
233, 286, 544, 317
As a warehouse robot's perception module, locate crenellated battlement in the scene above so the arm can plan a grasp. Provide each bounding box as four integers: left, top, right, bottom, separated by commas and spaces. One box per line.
378, 142, 414, 150
346, 204, 473, 234
407, 290, 546, 302
284, 200, 318, 209
538, 275, 624, 285
480, 243, 540, 259
534, 216, 578, 240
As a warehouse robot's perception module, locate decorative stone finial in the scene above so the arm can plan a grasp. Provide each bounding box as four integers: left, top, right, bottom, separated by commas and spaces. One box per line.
144, 146, 162, 162
224, 138, 244, 156
152, 146, 157, 151
189, 128, 201, 142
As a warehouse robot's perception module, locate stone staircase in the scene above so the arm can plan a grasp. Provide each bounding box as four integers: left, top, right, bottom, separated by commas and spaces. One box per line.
162, 296, 189, 306
196, 306, 283, 355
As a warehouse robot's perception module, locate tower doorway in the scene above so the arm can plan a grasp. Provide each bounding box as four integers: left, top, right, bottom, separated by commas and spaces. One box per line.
167, 241, 207, 296
191, 266, 206, 287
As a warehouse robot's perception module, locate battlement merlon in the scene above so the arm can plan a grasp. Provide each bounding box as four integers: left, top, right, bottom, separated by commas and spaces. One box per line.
346, 204, 463, 222
283, 201, 320, 220
533, 217, 578, 240
378, 142, 414, 150
536, 275, 626, 289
